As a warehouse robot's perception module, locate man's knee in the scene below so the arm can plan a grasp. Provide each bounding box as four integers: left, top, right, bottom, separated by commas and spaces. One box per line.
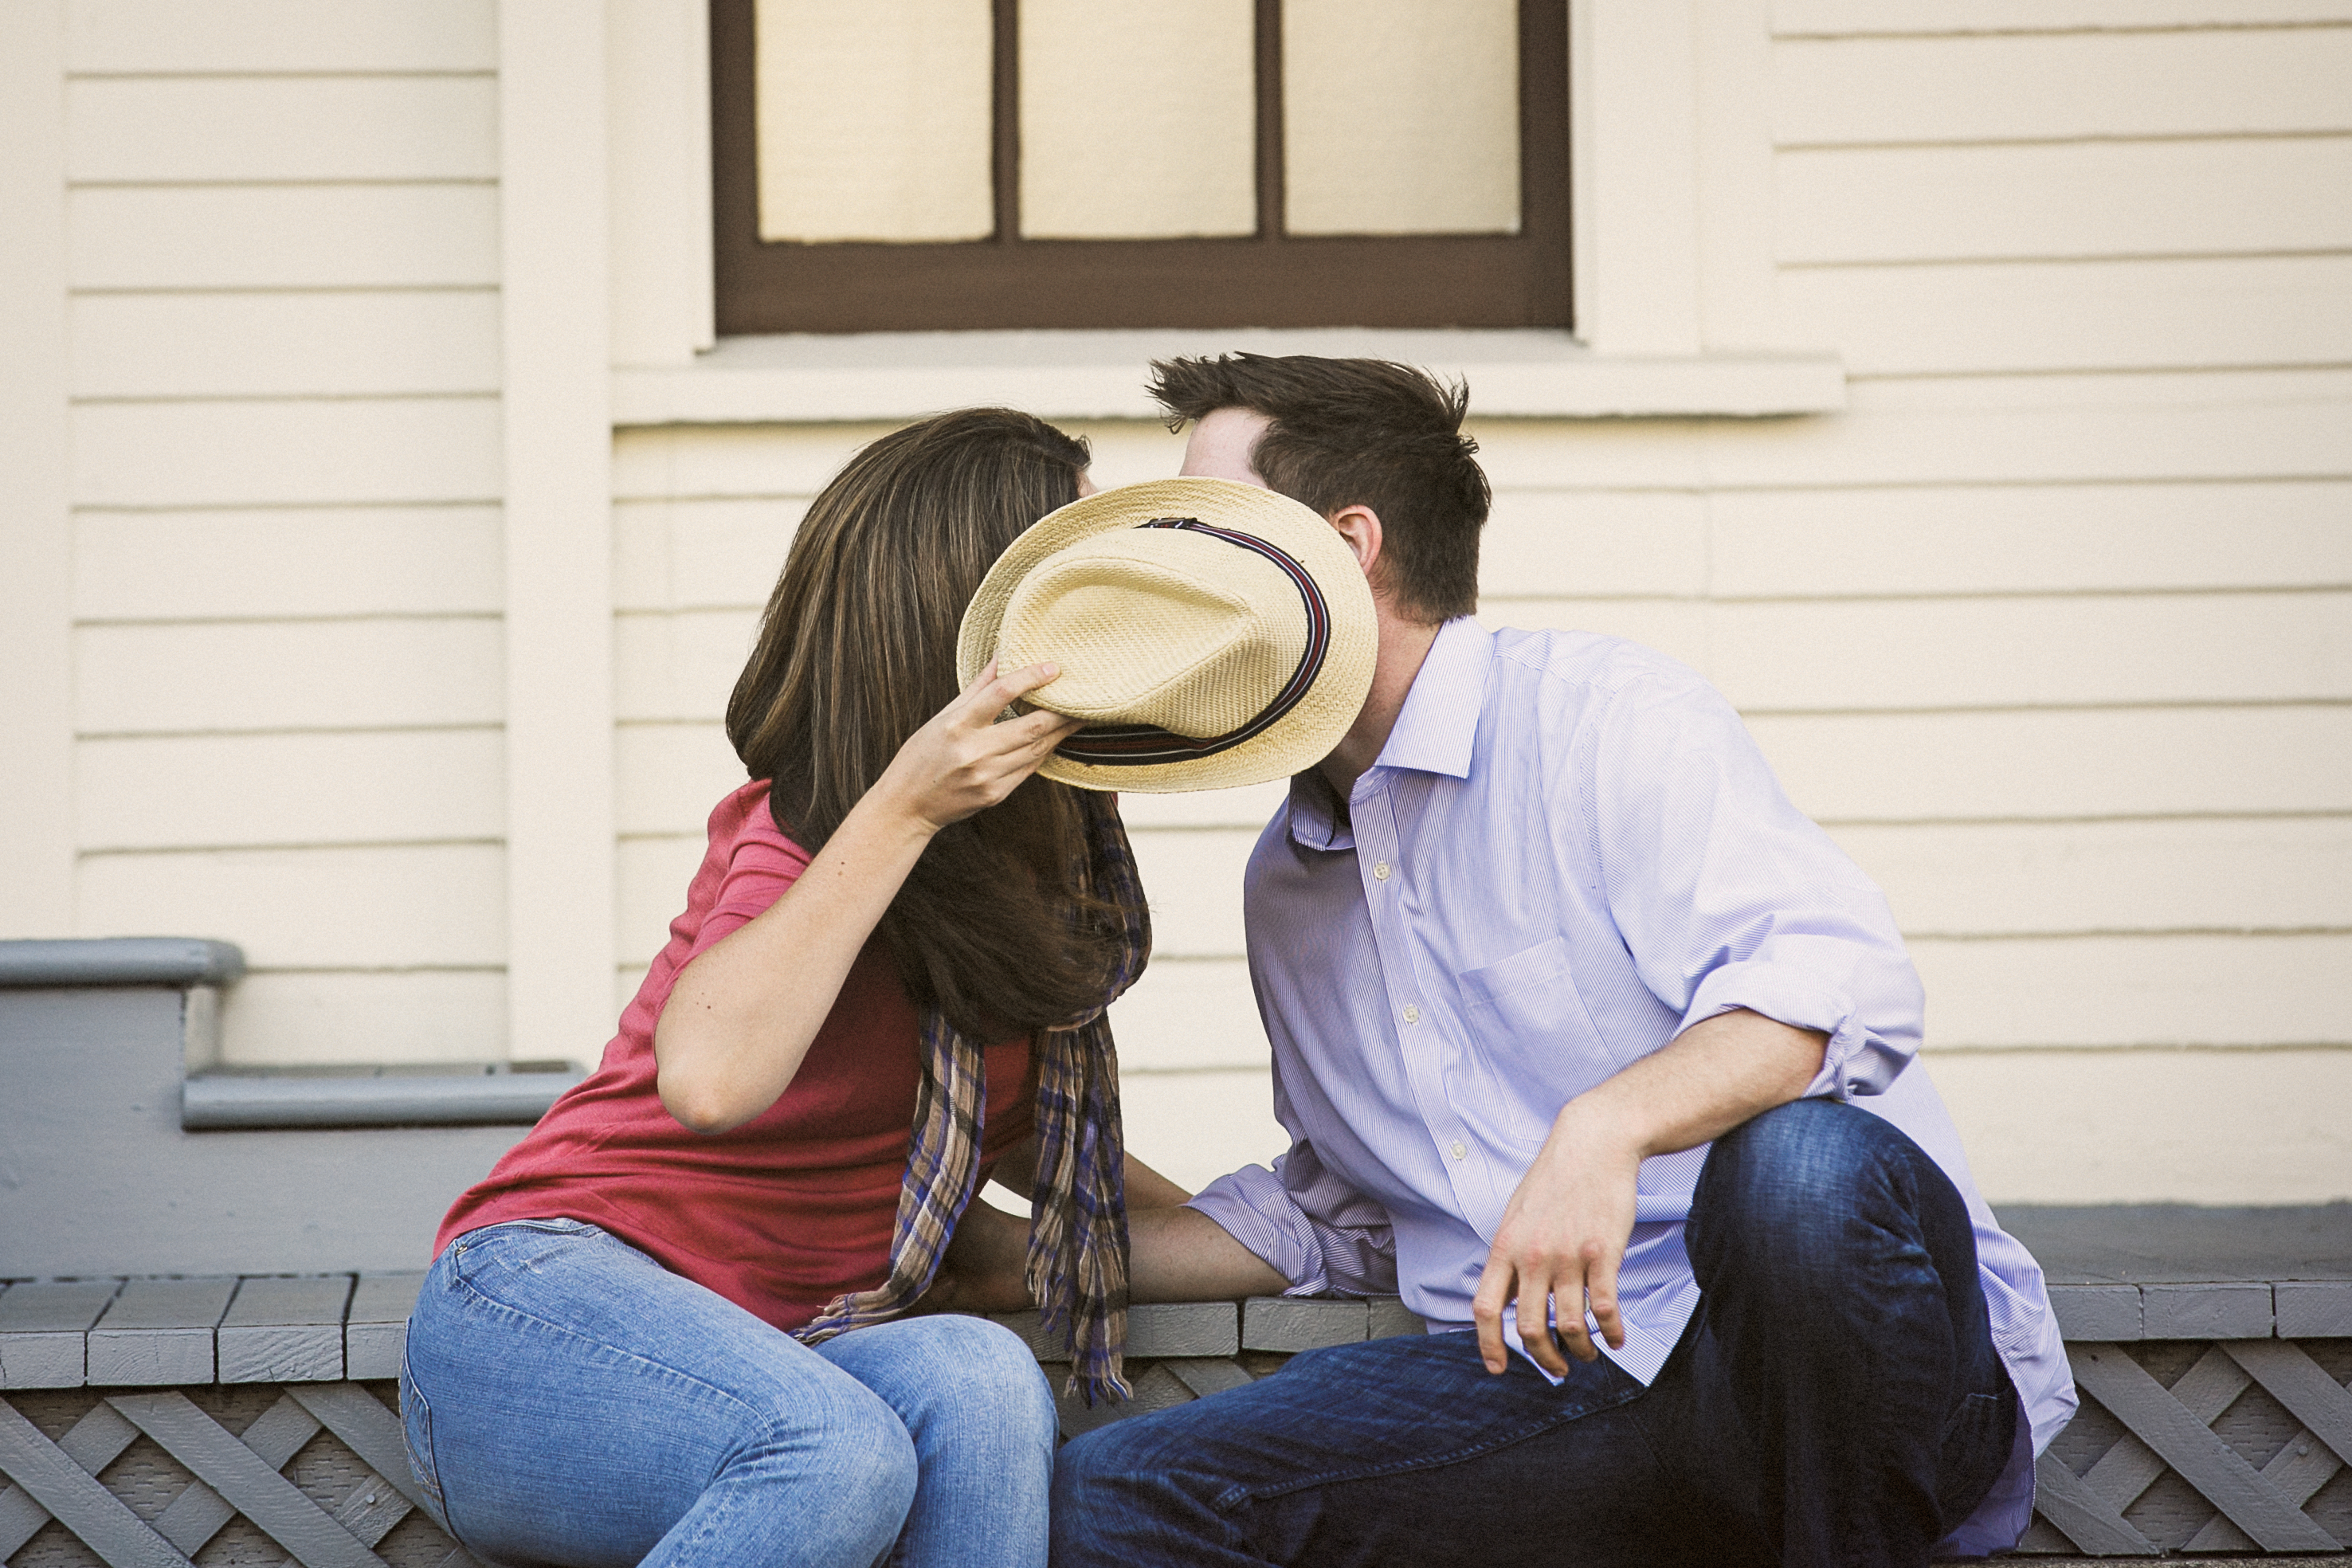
1691, 1098, 1953, 1284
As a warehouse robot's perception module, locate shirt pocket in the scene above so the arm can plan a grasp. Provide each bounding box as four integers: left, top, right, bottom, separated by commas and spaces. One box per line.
1455, 935, 1617, 1149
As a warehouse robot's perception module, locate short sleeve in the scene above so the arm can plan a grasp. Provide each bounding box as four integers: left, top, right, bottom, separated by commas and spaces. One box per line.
684, 809, 815, 968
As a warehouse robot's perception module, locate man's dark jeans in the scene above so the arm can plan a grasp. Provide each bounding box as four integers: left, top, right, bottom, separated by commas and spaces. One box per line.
1052, 1100, 2018, 1567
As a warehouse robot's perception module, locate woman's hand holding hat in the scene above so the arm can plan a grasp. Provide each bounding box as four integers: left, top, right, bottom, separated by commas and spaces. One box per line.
869, 661, 1082, 836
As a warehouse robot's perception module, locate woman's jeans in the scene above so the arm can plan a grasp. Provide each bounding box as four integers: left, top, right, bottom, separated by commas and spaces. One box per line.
401, 1218, 1056, 1568
1052, 1100, 2020, 1568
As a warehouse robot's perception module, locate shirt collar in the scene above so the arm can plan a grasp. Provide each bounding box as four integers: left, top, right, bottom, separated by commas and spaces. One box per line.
1368, 617, 1492, 781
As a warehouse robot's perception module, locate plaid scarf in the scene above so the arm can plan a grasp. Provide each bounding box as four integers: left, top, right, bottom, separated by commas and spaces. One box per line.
791, 791, 1150, 1405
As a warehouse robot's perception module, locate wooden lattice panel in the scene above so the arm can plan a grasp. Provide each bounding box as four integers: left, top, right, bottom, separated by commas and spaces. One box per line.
0, 1381, 476, 1568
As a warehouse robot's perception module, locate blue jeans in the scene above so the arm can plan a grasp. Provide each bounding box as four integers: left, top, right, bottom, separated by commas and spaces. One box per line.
401, 1217, 1056, 1568
1052, 1100, 2017, 1568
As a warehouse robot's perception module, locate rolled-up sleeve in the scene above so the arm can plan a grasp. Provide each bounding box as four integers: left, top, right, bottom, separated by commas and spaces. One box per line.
1585, 670, 1924, 1100
1187, 1131, 1397, 1297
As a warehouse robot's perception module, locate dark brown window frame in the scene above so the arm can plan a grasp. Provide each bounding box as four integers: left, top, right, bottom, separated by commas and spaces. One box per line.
711, 0, 1570, 334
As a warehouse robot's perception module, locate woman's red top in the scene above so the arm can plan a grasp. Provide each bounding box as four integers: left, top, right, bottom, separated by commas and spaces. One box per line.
437, 779, 1036, 1332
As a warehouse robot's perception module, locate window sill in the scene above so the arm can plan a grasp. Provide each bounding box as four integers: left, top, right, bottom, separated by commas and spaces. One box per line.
610, 330, 1846, 426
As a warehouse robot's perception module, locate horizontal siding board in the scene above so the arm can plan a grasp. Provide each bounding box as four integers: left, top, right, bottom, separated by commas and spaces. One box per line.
67, 0, 496, 73
1750, 704, 2352, 821
1472, 370, 2352, 490
78, 843, 505, 968
616, 834, 707, 966
68, 76, 496, 182
74, 506, 504, 621
1480, 490, 1710, 599
1919, 1047, 2352, 1205
1774, 0, 2352, 36
1832, 816, 2352, 935
1707, 480, 2352, 598
1110, 957, 1271, 1072
1780, 254, 2352, 377
71, 291, 501, 399
219, 969, 508, 1067
70, 185, 497, 289
1915, 931, 2352, 1047
1776, 138, 2352, 264
76, 728, 504, 850
1130, 828, 1256, 958
71, 398, 502, 508
76, 617, 501, 733
1497, 590, 2352, 711
1119, 1065, 1288, 1197
614, 722, 749, 837
614, 609, 759, 723
610, 425, 898, 502
1774, 29, 2352, 146
613, 496, 803, 613
1116, 780, 1288, 833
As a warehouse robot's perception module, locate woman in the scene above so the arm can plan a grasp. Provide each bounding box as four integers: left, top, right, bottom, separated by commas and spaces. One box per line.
402, 409, 1175, 1568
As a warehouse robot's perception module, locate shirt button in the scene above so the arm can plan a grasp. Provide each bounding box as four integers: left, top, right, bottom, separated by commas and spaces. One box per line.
1401, 1005, 1421, 1025
1372, 860, 1391, 881
1450, 1140, 1468, 1161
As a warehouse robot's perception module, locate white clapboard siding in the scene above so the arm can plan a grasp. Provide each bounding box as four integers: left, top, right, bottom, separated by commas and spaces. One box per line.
612, 425, 894, 503
613, 496, 805, 613
1119, 1065, 1290, 1195
1776, 138, 2352, 265
74, 507, 504, 621
76, 617, 501, 735
76, 728, 504, 851
1774, 29, 2352, 147
1119, 780, 1289, 833
1923, 1049, 2352, 1205
1780, 255, 2352, 377
71, 399, 501, 508
221, 969, 508, 1068
1063, 419, 1200, 488
67, 0, 496, 73
1753, 704, 2352, 822
1472, 370, 2352, 491
1915, 931, 2352, 1048
1707, 480, 2352, 598
1775, 0, 2352, 37
1110, 958, 1270, 1073
69, 185, 499, 289
1480, 490, 1709, 599
78, 843, 505, 968
1129, 828, 1257, 958
1833, 817, 2352, 937
615, 721, 750, 837
67, 76, 496, 183
617, 834, 711, 966
1499, 590, 2352, 711
71, 292, 502, 399
615, 609, 760, 723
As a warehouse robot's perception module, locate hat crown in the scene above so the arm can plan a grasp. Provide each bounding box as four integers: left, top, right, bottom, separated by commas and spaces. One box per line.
996, 525, 1307, 739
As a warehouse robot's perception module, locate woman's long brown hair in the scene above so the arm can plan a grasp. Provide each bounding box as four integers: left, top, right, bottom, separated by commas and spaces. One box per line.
725, 408, 1123, 1039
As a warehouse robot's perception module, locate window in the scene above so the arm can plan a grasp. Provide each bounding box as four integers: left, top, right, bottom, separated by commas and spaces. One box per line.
711, 0, 1569, 334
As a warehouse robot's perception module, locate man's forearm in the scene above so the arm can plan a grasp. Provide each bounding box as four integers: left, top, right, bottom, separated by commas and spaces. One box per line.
1127, 1205, 1288, 1302
1564, 1006, 1826, 1161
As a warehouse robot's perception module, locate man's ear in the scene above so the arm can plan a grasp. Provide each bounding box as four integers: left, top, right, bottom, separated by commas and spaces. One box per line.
1329, 504, 1383, 581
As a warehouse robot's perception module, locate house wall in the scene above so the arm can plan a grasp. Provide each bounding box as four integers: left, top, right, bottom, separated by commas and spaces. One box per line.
6, 0, 2346, 1203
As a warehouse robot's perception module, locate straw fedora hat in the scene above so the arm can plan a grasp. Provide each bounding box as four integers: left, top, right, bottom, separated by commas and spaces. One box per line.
957, 477, 1377, 793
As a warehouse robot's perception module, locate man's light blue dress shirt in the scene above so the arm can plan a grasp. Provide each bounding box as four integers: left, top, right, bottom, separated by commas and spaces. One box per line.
1187, 618, 2076, 1553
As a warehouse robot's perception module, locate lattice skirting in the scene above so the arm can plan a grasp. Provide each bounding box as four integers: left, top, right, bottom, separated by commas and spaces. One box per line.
0, 1382, 474, 1568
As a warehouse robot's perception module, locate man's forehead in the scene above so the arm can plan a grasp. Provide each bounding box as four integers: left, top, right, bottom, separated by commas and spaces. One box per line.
1178, 406, 1272, 489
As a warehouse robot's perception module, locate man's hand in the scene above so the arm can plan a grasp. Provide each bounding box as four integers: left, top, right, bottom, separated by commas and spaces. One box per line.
1470, 1007, 1830, 1378
1472, 1103, 1639, 1374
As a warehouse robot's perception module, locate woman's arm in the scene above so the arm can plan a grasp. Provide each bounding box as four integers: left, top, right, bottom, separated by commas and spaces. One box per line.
654, 661, 1080, 1135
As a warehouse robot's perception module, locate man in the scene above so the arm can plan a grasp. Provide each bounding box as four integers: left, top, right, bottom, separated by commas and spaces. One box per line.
1054, 355, 2075, 1566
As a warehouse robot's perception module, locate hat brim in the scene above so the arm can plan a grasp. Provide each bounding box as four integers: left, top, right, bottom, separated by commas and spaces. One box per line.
958, 477, 1377, 794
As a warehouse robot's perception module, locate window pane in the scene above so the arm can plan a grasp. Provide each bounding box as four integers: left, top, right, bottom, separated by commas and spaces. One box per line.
1284, 0, 1520, 237
755, 0, 994, 243
1020, 0, 1256, 241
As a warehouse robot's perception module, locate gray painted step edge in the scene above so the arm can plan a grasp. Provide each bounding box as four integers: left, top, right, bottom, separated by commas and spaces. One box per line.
182, 1066, 586, 1129
0, 938, 244, 990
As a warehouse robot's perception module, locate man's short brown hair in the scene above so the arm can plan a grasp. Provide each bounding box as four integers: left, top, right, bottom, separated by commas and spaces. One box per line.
1148, 354, 1490, 623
